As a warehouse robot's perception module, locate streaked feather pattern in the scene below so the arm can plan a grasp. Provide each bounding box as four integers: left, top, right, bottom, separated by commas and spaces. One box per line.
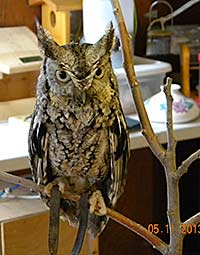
28, 21, 130, 253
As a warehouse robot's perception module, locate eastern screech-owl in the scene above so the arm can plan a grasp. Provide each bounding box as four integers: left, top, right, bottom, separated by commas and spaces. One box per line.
28, 21, 130, 248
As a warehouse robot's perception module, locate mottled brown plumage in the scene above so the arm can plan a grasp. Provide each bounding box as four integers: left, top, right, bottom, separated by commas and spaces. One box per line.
28, 21, 130, 254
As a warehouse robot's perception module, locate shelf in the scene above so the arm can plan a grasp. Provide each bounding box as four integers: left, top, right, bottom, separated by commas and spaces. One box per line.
0, 26, 42, 75
28, 0, 82, 11
0, 180, 98, 255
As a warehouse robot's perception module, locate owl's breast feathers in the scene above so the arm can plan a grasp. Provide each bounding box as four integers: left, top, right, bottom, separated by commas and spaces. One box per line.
29, 82, 129, 204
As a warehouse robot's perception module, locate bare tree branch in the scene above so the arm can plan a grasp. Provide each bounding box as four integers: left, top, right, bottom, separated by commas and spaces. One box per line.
111, 1, 192, 254
107, 208, 168, 255
183, 212, 200, 226
164, 77, 177, 155
111, 0, 166, 165
0, 170, 43, 193
161, 78, 183, 254
0, 171, 168, 254
177, 149, 200, 179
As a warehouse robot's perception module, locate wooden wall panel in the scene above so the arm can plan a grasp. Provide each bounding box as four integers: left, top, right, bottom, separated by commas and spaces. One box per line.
0, 0, 41, 32
134, 0, 152, 56
0, 0, 41, 101
100, 149, 160, 255
0, 71, 38, 101
1, 212, 98, 255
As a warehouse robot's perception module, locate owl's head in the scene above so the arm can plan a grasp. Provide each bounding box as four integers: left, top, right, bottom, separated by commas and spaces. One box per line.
36, 20, 115, 92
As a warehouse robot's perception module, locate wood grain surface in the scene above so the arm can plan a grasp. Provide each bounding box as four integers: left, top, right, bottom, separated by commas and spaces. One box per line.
1, 212, 98, 255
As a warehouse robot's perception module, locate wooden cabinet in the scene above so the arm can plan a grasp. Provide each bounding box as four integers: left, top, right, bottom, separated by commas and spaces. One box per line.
0, 0, 40, 102
0, 71, 38, 101
100, 149, 158, 255
1, 214, 98, 255
0, 193, 98, 255
99, 139, 200, 255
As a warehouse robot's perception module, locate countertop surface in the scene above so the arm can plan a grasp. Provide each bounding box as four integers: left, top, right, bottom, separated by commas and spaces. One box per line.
0, 115, 199, 219
0, 115, 200, 172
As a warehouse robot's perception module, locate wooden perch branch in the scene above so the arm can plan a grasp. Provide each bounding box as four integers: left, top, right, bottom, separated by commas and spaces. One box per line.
107, 208, 168, 255
0, 170, 168, 254
0, 171, 43, 193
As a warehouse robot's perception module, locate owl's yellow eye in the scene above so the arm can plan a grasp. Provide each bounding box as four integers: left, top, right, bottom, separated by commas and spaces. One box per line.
95, 67, 104, 79
56, 70, 69, 82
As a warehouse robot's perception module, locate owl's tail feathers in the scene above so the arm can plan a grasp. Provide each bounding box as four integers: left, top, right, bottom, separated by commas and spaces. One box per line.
71, 193, 89, 255
88, 214, 108, 238
48, 185, 61, 255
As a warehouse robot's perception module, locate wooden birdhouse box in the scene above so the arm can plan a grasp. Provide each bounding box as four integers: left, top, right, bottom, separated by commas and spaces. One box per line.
29, 0, 82, 45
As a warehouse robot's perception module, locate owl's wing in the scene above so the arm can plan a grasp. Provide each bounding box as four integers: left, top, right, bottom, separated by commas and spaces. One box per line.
108, 111, 130, 206
28, 110, 61, 255
28, 109, 50, 185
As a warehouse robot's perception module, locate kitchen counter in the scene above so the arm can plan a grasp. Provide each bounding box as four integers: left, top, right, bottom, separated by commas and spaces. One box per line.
129, 115, 200, 150
0, 113, 199, 255
0, 115, 200, 172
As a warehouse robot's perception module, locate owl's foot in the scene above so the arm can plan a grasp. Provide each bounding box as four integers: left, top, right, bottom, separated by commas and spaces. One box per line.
89, 190, 107, 216
44, 178, 80, 202
44, 177, 69, 197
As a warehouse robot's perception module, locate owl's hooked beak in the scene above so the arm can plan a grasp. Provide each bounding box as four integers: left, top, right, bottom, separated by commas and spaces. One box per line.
71, 76, 93, 91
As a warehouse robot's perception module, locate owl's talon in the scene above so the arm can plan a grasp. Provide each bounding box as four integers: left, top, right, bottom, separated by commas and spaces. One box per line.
89, 190, 107, 216
44, 183, 54, 197
44, 178, 68, 197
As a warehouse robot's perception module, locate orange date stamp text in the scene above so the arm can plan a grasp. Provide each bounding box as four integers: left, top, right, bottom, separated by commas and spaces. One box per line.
147, 223, 200, 235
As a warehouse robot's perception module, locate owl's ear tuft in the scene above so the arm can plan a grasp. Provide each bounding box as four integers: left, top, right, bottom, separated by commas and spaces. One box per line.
104, 22, 115, 52
35, 18, 61, 60
94, 22, 115, 56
